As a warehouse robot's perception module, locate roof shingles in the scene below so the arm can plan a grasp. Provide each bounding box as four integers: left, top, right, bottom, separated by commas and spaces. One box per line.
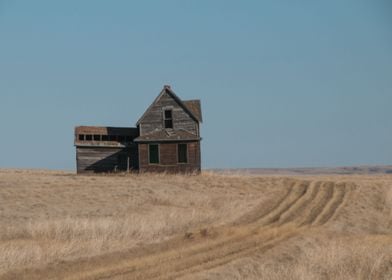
183, 100, 202, 122
134, 130, 200, 142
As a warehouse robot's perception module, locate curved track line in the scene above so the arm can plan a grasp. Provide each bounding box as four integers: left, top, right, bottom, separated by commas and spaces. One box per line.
312, 183, 347, 226
297, 182, 334, 226
234, 180, 296, 225
275, 181, 321, 226
150, 231, 297, 280
256, 181, 309, 226
1, 180, 356, 280
92, 229, 297, 280
3, 226, 295, 280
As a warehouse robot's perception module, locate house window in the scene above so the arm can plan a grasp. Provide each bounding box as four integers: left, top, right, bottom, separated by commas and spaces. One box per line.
102, 135, 109, 141
118, 135, 125, 143
86, 135, 93, 141
78, 134, 85, 141
178, 144, 188, 163
149, 144, 159, 164
164, 109, 173, 129
93, 135, 100, 141
109, 135, 117, 141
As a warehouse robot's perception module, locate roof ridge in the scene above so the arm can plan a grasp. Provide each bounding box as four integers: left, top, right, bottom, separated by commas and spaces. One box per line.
136, 86, 201, 125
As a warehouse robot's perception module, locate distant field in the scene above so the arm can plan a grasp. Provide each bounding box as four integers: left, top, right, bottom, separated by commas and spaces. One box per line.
0, 169, 391, 279
212, 165, 392, 175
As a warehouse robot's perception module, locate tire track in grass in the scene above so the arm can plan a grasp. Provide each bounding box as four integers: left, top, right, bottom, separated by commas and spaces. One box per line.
3, 225, 296, 280
297, 182, 334, 226
1, 180, 356, 280
312, 183, 347, 226
234, 180, 296, 225
151, 230, 297, 280
275, 181, 321, 226
255, 181, 309, 226
94, 227, 298, 280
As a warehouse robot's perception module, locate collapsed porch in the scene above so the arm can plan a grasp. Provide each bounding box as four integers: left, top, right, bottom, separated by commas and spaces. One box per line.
74, 126, 139, 173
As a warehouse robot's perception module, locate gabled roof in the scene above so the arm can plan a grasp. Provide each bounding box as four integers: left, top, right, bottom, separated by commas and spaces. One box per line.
136, 85, 202, 125
183, 100, 203, 122
134, 129, 200, 142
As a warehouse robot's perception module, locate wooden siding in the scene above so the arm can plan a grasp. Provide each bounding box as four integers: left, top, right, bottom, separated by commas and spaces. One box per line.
139, 142, 201, 173
76, 146, 138, 174
74, 86, 202, 174
139, 91, 198, 136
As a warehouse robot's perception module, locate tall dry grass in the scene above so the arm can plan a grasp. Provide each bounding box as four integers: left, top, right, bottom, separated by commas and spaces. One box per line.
0, 169, 278, 275
0, 212, 215, 273
196, 233, 392, 280
0, 169, 391, 279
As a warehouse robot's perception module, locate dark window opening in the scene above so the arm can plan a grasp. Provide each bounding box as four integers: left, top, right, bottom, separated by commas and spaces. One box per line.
78, 134, 132, 143
178, 144, 188, 163
164, 109, 173, 129
165, 120, 173, 129
149, 144, 159, 164
117, 154, 128, 170
164, 110, 172, 119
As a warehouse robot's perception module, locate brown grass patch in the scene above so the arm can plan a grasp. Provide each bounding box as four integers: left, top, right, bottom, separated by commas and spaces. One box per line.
0, 169, 391, 279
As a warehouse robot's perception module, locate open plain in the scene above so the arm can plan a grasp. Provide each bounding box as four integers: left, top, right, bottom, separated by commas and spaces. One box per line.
0, 169, 391, 279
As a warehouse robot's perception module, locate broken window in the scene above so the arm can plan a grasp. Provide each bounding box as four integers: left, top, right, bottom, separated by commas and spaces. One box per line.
86, 135, 93, 141
178, 144, 188, 163
118, 135, 125, 143
149, 144, 159, 164
164, 109, 173, 129
78, 134, 85, 141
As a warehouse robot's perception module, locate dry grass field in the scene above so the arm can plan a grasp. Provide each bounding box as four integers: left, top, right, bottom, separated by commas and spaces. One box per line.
0, 169, 391, 279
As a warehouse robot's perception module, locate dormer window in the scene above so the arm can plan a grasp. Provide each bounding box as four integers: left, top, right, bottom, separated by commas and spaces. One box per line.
164, 109, 173, 129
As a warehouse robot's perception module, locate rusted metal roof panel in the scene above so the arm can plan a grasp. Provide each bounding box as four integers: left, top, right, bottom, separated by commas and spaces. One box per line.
75, 126, 139, 136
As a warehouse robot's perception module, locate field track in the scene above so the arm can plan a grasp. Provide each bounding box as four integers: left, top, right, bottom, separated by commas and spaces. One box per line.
2, 179, 354, 280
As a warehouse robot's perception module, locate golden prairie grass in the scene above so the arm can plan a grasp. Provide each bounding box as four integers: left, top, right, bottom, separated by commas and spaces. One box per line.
0, 169, 391, 279
0, 169, 276, 275
199, 235, 392, 280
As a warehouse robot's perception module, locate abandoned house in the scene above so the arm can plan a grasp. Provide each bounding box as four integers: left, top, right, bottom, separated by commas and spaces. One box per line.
74, 85, 202, 174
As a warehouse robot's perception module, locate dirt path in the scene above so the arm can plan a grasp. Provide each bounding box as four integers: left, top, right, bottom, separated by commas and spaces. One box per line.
1, 179, 353, 280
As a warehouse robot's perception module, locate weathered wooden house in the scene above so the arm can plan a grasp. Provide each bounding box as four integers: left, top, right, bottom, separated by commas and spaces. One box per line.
74, 85, 202, 174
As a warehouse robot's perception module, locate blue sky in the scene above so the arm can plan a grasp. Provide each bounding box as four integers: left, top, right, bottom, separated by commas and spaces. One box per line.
0, 0, 391, 170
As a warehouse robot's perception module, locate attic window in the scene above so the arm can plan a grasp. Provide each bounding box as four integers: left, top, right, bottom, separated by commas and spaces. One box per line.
164, 109, 173, 129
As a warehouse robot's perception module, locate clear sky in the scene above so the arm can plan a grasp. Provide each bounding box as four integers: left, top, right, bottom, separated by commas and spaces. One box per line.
0, 0, 391, 170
